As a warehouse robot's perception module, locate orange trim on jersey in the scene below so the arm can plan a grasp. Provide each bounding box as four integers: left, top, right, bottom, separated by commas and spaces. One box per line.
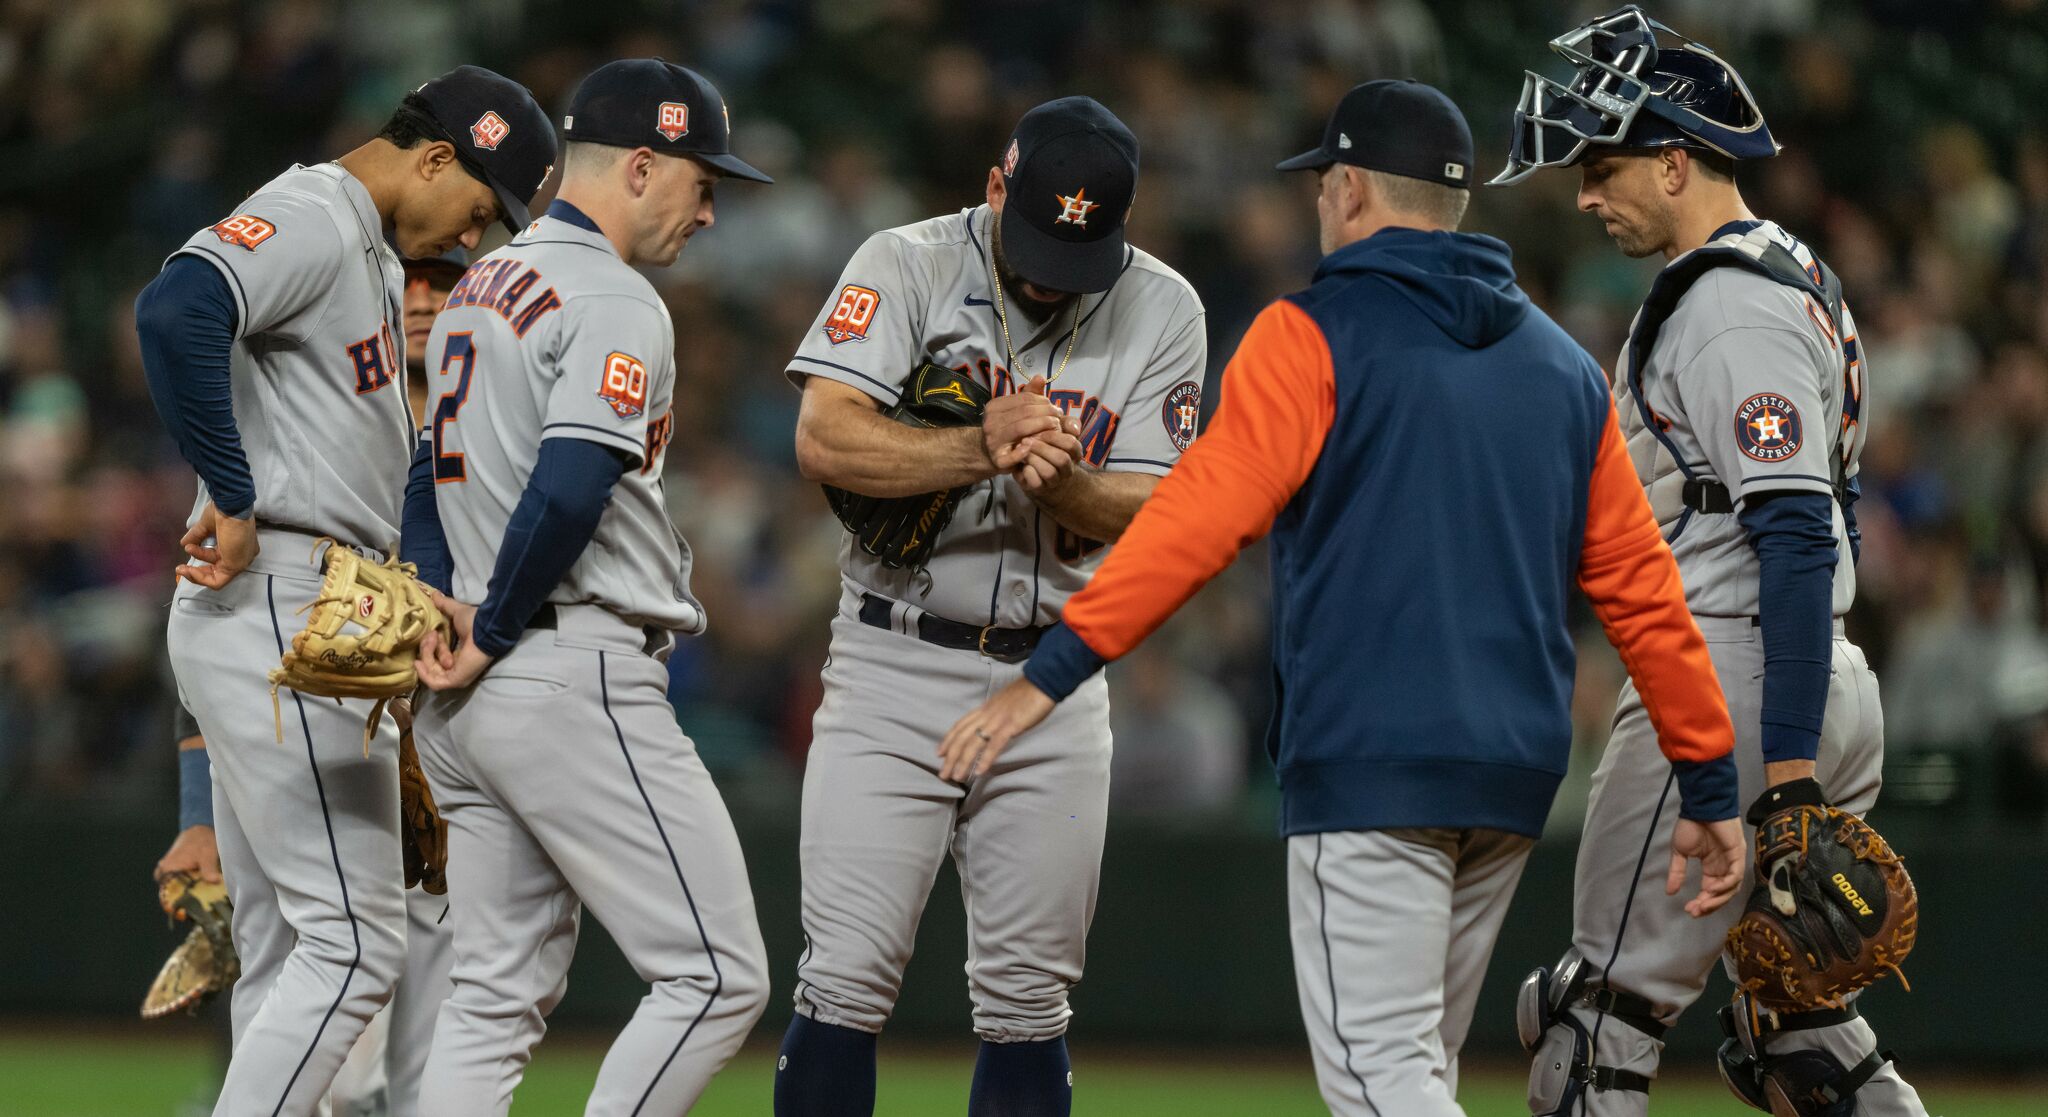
1062, 300, 1336, 660
1578, 399, 1735, 764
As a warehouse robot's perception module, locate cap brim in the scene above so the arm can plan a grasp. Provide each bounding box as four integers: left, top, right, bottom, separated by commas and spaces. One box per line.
483, 174, 531, 234
1275, 147, 1335, 172
699, 151, 774, 184
999, 204, 1124, 294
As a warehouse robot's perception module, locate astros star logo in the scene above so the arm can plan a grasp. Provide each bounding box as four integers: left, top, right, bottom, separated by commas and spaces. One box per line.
1054, 188, 1099, 227
1734, 393, 1803, 462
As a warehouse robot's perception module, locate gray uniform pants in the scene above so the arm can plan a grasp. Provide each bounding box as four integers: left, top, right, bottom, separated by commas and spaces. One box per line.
170, 549, 408, 1117
1566, 617, 1926, 1115
413, 607, 768, 1116
330, 886, 455, 1117
1290, 827, 1534, 1117
792, 606, 1112, 1042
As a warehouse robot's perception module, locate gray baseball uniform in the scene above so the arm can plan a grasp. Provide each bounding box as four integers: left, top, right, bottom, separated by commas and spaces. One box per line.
411, 205, 767, 1117
783, 204, 1206, 1040
330, 888, 454, 1117
1557, 220, 1926, 1115
163, 162, 413, 1116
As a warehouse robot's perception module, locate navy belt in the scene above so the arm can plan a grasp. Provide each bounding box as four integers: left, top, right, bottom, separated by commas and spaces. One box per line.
527, 603, 668, 658
858, 593, 1048, 663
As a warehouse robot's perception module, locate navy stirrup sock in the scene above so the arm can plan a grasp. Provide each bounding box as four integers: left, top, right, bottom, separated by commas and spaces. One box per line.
774, 1014, 878, 1117
968, 1036, 1072, 1117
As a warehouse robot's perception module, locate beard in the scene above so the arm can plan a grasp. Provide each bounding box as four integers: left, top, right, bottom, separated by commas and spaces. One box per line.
989, 216, 1077, 325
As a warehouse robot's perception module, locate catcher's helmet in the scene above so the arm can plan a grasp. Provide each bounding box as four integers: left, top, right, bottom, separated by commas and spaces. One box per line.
1489, 5, 1777, 185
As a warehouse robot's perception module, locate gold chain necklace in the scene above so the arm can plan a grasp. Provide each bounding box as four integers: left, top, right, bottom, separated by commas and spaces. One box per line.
989, 242, 1081, 385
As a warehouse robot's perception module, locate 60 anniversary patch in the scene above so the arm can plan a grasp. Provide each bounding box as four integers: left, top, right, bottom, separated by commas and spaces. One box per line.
1734, 392, 1803, 462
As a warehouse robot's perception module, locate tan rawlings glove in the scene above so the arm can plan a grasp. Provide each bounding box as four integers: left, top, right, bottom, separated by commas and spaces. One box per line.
142, 871, 239, 1019
1725, 778, 1917, 1011
392, 696, 448, 895
268, 539, 448, 750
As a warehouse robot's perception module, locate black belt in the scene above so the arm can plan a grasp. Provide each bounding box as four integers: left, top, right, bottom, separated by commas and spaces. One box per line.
527, 603, 668, 658
858, 593, 1049, 662
1682, 478, 1734, 514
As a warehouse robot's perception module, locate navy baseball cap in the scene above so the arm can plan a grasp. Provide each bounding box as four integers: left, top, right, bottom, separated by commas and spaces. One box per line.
1277, 80, 1475, 189
562, 59, 772, 184
413, 66, 557, 233
998, 97, 1137, 294
403, 245, 469, 280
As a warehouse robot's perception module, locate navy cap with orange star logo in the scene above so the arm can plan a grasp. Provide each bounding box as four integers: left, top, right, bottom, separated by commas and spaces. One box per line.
998, 96, 1137, 294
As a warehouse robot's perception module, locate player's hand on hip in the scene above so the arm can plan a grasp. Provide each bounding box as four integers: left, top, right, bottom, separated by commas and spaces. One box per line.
155, 825, 222, 890
175, 503, 259, 589
983, 375, 1063, 471
938, 676, 1056, 781
1668, 816, 1747, 918
418, 590, 493, 691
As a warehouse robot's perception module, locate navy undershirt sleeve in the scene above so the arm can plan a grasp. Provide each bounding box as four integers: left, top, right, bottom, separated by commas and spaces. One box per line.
1024, 623, 1108, 701
402, 438, 453, 593
1739, 489, 1837, 764
1842, 475, 1862, 566
470, 438, 633, 657
135, 256, 254, 516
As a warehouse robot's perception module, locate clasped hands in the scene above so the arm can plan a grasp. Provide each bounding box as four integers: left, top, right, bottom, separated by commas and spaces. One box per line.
979, 374, 1082, 492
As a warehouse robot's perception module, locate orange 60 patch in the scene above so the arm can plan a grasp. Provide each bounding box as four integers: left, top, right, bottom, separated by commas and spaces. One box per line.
211, 214, 277, 250
822, 284, 880, 344
599, 351, 649, 419
657, 101, 690, 141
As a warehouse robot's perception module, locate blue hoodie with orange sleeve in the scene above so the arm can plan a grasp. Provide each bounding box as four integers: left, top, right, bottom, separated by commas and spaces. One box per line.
1026, 228, 1737, 837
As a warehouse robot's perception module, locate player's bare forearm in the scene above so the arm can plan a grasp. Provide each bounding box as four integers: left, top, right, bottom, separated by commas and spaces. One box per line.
1765, 758, 1817, 786
795, 379, 1003, 496
1027, 468, 1159, 542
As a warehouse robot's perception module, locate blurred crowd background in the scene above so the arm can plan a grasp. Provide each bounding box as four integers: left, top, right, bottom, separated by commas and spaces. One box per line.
2, 0, 2047, 838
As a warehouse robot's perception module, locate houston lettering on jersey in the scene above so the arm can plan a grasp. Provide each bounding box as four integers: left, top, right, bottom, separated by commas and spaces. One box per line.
346, 321, 397, 395
952, 356, 1124, 468
443, 258, 565, 338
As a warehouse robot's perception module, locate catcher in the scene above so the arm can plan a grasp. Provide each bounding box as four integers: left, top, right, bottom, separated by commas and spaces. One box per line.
1489, 8, 1925, 1114
774, 96, 1206, 1115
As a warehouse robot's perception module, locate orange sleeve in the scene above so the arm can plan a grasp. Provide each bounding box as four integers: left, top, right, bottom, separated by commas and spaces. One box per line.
1577, 398, 1736, 763
1061, 299, 1336, 659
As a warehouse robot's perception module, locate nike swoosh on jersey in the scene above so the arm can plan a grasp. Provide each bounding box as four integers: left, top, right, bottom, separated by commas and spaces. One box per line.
964, 295, 993, 307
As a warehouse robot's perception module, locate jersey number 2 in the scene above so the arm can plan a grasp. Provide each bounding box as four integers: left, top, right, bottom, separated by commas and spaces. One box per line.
432, 332, 477, 483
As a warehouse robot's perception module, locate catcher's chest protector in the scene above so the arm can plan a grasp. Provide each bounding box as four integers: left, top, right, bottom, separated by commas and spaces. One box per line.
1616, 225, 1851, 532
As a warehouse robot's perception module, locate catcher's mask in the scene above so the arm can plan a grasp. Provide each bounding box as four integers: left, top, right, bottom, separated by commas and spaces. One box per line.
1490, 5, 1778, 185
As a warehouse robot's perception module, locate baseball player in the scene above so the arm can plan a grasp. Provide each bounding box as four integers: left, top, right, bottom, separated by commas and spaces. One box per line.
774, 97, 1207, 1116
402, 60, 773, 1116
133, 66, 553, 1115
1491, 8, 1929, 1113
940, 81, 1747, 1117
325, 248, 472, 1117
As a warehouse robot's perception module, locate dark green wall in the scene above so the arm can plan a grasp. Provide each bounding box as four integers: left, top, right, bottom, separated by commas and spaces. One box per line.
8, 809, 2024, 1066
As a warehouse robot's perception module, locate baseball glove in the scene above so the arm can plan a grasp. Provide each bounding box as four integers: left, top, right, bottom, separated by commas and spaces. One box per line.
823, 361, 991, 572
142, 871, 238, 1019
393, 696, 447, 895
268, 539, 447, 751
1725, 778, 1917, 1011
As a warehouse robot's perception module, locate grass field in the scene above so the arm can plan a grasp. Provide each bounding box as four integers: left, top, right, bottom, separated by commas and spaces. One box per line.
6, 1031, 2044, 1116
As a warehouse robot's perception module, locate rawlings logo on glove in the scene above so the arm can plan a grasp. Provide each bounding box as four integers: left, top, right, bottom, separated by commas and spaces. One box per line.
268, 539, 448, 751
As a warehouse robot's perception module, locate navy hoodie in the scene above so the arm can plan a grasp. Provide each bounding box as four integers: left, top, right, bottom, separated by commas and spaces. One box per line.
1030, 227, 1739, 836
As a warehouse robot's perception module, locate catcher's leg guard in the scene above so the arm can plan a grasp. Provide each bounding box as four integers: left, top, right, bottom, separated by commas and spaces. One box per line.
1518, 949, 1662, 1115
1715, 994, 1892, 1117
